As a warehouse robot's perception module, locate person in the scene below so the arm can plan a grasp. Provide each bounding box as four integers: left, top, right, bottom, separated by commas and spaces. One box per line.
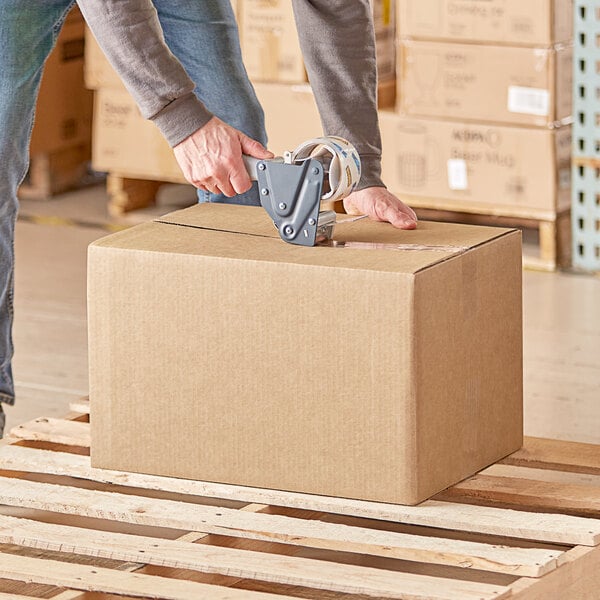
0, 0, 417, 437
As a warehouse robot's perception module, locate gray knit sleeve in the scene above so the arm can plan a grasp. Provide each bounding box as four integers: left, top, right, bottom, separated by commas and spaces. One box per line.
77, 0, 213, 146
291, 0, 385, 190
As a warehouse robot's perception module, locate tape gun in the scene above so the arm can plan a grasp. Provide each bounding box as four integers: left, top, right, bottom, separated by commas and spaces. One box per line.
243, 136, 361, 246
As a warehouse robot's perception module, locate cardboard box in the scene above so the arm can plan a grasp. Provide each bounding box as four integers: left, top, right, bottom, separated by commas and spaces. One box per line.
88, 203, 523, 505
372, 0, 397, 81
92, 88, 186, 182
30, 15, 93, 154
240, 0, 306, 83
254, 83, 322, 154
85, 0, 242, 90
254, 81, 396, 155
398, 0, 573, 45
84, 28, 124, 91
380, 112, 572, 219
398, 40, 573, 128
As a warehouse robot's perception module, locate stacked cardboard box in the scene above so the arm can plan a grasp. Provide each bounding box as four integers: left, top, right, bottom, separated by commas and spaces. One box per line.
383, 0, 573, 220
240, 0, 397, 108
30, 7, 93, 156
86, 1, 396, 182
20, 7, 94, 199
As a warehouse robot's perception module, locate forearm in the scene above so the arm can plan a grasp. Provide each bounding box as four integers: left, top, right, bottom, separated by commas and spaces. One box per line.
291, 0, 384, 189
77, 0, 213, 146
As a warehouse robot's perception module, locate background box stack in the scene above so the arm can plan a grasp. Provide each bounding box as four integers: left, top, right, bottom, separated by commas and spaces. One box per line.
20, 6, 93, 200
85, 0, 396, 214
384, 0, 574, 270
84, 23, 188, 216
241, 0, 397, 155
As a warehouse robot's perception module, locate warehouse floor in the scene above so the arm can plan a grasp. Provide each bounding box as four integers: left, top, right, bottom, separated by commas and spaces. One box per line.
5, 184, 600, 444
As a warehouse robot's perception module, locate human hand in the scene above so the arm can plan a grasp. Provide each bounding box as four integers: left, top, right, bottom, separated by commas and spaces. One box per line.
173, 116, 273, 197
343, 187, 417, 230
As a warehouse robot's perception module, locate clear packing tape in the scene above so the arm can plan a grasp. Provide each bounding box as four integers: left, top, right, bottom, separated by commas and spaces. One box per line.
329, 215, 470, 254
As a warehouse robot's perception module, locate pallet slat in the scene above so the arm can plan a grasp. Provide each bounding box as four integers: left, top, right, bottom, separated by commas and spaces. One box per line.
0, 552, 301, 600
1, 444, 599, 546
9, 418, 89, 447
68, 398, 90, 415
438, 474, 600, 517
502, 437, 600, 475
484, 464, 600, 488
0, 477, 563, 577
0, 515, 518, 598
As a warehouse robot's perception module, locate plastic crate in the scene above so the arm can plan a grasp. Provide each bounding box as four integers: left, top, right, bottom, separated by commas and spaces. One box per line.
572, 1, 600, 271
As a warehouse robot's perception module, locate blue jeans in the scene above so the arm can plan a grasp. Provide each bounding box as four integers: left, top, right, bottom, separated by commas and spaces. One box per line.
0, 0, 266, 410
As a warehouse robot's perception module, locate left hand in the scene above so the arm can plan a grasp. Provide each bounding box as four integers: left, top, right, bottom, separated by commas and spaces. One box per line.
343, 187, 417, 230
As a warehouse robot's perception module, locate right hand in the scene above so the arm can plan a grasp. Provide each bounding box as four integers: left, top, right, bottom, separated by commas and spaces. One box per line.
173, 116, 273, 197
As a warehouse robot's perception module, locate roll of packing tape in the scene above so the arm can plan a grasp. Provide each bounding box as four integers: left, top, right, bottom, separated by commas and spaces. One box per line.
290, 136, 361, 202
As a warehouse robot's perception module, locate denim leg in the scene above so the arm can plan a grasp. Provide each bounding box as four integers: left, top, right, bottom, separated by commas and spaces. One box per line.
0, 1, 73, 409
154, 0, 267, 207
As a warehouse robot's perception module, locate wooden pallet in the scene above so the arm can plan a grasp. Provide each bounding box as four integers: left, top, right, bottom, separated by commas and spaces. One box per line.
1, 401, 599, 599
18, 143, 92, 200
106, 174, 164, 217
412, 207, 572, 272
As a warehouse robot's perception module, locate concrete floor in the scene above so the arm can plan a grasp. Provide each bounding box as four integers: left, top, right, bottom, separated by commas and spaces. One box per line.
5, 184, 600, 444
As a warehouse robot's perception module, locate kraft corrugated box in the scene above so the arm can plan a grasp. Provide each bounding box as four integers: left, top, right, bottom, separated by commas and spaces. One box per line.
380, 112, 572, 219
92, 88, 186, 183
398, 40, 572, 128
30, 12, 93, 155
398, 0, 573, 45
88, 204, 523, 505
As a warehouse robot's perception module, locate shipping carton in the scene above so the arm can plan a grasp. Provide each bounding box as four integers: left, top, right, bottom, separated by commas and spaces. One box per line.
89, 203, 523, 505
380, 113, 571, 219
240, 0, 306, 83
372, 0, 397, 81
398, 41, 573, 127
30, 15, 93, 154
92, 88, 185, 182
398, 0, 573, 45
255, 81, 395, 157
84, 28, 124, 91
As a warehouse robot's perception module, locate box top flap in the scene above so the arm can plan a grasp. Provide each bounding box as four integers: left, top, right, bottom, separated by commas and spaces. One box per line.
92, 204, 517, 274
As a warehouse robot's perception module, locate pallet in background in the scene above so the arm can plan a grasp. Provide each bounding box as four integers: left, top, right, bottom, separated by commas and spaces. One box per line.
106, 174, 164, 216
18, 143, 92, 201
0, 400, 599, 599
412, 207, 571, 272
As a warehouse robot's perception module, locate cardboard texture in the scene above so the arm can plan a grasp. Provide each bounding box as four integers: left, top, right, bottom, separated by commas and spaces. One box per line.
372, 0, 397, 81
380, 112, 572, 219
85, 0, 241, 90
398, 40, 573, 127
88, 203, 523, 506
398, 0, 573, 45
30, 13, 93, 155
240, 0, 395, 84
240, 0, 306, 83
91, 88, 186, 182
84, 28, 124, 91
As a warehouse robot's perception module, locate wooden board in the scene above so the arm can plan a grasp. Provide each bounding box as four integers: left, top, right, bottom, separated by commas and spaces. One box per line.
410, 207, 571, 272
1, 409, 599, 599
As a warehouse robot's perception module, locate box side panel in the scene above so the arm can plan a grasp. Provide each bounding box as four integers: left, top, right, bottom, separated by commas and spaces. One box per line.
380, 112, 565, 217
30, 18, 93, 154
89, 243, 417, 504
398, 41, 558, 127
91, 88, 185, 182
413, 232, 523, 501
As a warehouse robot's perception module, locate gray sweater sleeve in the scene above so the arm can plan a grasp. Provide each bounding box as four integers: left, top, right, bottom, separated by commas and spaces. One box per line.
291, 0, 384, 190
77, 0, 213, 146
